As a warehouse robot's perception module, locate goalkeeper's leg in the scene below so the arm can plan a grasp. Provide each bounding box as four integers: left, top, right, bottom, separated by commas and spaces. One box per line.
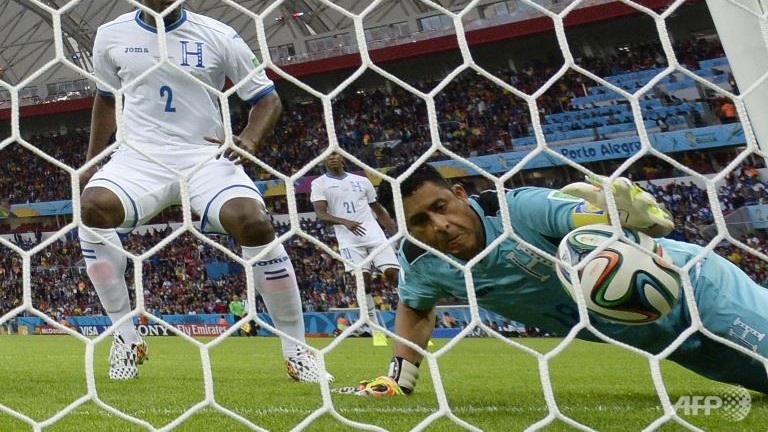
669, 337, 768, 394
680, 248, 768, 393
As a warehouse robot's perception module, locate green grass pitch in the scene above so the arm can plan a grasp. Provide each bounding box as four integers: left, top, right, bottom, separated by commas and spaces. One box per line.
0, 335, 765, 431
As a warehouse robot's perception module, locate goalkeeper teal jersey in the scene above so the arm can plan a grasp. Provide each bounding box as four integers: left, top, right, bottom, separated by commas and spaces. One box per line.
398, 187, 583, 333
396, 187, 768, 390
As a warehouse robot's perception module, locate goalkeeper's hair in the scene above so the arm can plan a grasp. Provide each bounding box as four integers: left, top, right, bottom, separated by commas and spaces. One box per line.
377, 163, 452, 216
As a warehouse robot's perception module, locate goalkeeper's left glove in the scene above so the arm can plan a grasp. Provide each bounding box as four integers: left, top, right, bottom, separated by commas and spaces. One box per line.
560, 175, 674, 238
356, 357, 419, 396
356, 376, 404, 397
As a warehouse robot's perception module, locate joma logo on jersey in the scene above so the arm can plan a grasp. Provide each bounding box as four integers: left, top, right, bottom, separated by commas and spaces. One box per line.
179, 40, 205, 68
124, 46, 150, 53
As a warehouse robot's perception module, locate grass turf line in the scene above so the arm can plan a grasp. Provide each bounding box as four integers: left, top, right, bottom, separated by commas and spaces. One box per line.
0, 336, 764, 431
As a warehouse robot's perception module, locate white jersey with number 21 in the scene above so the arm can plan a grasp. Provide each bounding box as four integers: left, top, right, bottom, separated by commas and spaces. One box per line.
310, 172, 387, 248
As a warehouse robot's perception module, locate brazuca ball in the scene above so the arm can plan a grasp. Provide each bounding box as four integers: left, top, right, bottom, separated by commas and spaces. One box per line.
555, 224, 682, 325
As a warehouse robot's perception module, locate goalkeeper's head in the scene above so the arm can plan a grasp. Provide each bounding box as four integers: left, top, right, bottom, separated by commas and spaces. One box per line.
377, 163, 484, 260
378, 163, 451, 215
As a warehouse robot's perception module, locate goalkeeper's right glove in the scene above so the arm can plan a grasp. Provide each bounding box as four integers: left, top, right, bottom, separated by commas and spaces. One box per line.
356, 357, 419, 396
561, 175, 674, 238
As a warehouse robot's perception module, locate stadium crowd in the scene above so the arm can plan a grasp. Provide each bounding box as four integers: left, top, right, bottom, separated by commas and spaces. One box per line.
0, 217, 399, 320
2, 160, 768, 320
3, 35, 767, 320
0, 37, 731, 208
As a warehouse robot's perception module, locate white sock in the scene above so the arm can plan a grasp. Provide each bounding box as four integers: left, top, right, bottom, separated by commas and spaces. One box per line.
79, 227, 138, 344
366, 293, 380, 326
243, 241, 305, 358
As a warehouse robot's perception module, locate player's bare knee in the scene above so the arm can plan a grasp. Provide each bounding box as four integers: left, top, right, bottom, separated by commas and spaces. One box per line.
221, 200, 274, 245
81, 189, 123, 228
384, 268, 399, 285
233, 214, 273, 244
86, 261, 117, 284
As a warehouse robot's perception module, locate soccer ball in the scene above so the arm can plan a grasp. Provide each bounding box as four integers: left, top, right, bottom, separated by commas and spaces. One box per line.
555, 224, 682, 325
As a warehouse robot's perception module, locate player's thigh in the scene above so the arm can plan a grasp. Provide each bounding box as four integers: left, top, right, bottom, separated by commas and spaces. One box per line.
189, 158, 264, 234
695, 252, 768, 356
85, 152, 179, 231
339, 245, 374, 272
368, 244, 400, 274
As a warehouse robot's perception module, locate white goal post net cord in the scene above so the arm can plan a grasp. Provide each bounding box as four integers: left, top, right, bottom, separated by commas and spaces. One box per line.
0, 0, 767, 430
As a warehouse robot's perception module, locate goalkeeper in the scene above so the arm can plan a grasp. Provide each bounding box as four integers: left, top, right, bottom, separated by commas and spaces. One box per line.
356, 163, 768, 396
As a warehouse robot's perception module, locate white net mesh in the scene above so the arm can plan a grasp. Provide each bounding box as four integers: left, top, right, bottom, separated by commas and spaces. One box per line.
1, 0, 768, 430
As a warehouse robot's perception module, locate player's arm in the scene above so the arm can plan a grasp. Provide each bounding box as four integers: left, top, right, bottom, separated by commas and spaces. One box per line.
311, 200, 365, 236
238, 91, 282, 152
81, 93, 116, 188
208, 31, 282, 161
83, 26, 119, 189
205, 92, 281, 163
370, 201, 397, 237
357, 301, 434, 396
392, 301, 435, 367
561, 175, 674, 237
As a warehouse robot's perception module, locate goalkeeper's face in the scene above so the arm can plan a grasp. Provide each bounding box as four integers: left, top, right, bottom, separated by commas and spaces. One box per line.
403, 181, 484, 260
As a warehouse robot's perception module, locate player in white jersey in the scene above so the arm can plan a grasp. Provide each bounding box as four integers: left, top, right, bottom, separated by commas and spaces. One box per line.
79, 0, 333, 384
310, 153, 399, 345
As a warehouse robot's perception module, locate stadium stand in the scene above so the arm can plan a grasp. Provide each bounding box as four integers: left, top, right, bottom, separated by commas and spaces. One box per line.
3, 156, 768, 319
1, 37, 732, 202
0, 217, 399, 318
0, 35, 762, 320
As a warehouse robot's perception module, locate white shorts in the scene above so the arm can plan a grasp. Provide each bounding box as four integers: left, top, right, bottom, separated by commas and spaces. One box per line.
339, 243, 400, 273
85, 148, 264, 234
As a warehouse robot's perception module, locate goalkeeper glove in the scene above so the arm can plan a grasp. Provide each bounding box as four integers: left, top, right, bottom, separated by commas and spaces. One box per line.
356, 357, 419, 396
356, 376, 404, 396
561, 175, 674, 238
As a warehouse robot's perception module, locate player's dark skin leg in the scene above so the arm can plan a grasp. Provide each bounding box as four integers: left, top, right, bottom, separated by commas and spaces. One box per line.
219, 197, 276, 246
362, 267, 398, 300
383, 268, 399, 286
363, 271, 373, 295
81, 187, 125, 228
360, 268, 399, 295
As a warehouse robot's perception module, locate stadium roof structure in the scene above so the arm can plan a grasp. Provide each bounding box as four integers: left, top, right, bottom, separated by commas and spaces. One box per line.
0, 0, 682, 109
0, 0, 471, 86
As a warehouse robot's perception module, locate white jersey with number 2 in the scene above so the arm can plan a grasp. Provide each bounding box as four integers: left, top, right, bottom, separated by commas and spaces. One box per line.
93, 9, 274, 161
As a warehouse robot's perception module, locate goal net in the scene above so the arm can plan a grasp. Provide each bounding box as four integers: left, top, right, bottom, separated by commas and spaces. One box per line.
1, 0, 767, 430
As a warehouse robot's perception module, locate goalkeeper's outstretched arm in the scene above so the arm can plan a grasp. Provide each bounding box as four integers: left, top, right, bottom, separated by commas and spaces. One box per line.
357, 302, 434, 396
393, 301, 435, 366
561, 175, 674, 237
